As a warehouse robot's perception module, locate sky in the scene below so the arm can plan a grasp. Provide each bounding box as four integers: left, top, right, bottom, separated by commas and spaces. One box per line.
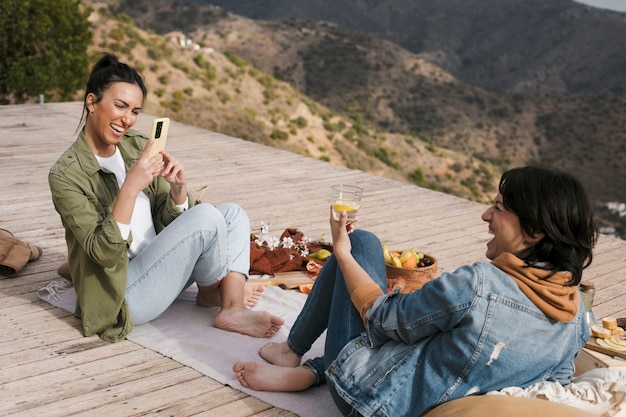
573, 0, 626, 12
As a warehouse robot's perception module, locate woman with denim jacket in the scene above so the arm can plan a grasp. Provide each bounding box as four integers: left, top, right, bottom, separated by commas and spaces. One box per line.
49, 52, 283, 342
233, 166, 598, 417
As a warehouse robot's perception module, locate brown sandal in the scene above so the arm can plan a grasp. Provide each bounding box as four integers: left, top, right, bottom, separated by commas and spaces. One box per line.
0, 229, 43, 277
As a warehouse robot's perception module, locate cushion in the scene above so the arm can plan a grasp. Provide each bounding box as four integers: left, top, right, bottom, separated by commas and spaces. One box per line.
421, 395, 596, 417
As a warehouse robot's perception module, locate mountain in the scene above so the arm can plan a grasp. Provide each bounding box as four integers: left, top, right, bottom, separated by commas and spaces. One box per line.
184, 0, 626, 94
93, 1, 626, 238
86, 4, 502, 203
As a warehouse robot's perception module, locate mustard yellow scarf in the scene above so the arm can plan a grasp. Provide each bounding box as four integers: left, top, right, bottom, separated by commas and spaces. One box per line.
492, 253, 579, 322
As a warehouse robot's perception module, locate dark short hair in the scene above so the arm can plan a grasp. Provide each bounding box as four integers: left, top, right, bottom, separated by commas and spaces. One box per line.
76, 51, 147, 132
499, 166, 598, 285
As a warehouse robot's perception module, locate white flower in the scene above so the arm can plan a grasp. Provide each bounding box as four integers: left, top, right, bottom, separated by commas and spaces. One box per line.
251, 222, 318, 257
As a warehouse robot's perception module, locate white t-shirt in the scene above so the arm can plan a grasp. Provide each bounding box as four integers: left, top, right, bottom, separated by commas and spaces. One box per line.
95, 148, 158, 258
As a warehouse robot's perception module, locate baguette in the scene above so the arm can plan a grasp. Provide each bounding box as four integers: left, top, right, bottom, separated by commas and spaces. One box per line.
602, 316, 618, 330
591, 324, 612, 339
612, 326, 624, 335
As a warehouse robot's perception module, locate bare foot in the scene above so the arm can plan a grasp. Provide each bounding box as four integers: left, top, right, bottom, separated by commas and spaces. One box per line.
245, 282, 264, 307
232, 361, 315, 392
196, 282, 264, 308
214, 308, 284, 338
259, 341, 301, 367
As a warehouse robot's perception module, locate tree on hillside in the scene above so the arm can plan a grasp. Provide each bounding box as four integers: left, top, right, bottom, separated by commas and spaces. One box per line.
0, 0, 92, 104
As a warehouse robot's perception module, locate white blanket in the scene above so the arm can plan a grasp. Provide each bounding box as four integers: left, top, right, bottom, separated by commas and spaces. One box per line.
38, 279, 626, 416
490, 368, 626, 416
38, 278, 341, 417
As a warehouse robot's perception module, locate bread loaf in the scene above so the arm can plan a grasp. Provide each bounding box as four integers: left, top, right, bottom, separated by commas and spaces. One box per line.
591, 324, 612, 339
602, 316, 618, 330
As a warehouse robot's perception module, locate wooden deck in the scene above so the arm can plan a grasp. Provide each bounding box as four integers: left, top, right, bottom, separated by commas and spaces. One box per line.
1, 101, 625, 416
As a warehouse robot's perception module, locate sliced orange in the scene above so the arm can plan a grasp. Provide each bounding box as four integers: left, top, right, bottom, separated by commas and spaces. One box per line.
299, 284, 313, 294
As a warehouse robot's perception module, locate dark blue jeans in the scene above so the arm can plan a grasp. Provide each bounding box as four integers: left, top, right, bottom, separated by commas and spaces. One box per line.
286, 230, 387, 415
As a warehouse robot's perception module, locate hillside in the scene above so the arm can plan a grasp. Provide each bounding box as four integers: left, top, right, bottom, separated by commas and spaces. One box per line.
113, 6, 624, 190
86, 3, 501, 205
187, 16, 540, 165
86, 1, 625, 237
185, 0, 626, 94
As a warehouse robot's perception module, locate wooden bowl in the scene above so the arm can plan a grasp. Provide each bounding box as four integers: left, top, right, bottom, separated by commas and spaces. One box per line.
386, 253, 438, 294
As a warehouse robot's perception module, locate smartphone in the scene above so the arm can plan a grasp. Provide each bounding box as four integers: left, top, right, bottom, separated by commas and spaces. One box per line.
148, 117, 170, 159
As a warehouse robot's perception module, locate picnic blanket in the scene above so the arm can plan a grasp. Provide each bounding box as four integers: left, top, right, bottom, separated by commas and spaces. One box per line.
37, 279, 626, 417
37, 278, 341, 417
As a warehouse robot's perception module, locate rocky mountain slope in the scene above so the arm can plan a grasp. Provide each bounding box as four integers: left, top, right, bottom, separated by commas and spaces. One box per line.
90, 1, 625, 237
186, 0, 626, 94
88, 4, 501, 204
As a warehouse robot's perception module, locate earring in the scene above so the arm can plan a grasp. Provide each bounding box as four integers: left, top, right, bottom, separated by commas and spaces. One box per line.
90, 111, 94, 116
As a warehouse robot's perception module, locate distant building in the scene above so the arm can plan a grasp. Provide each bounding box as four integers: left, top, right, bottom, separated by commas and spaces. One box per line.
165, 31, 193, 48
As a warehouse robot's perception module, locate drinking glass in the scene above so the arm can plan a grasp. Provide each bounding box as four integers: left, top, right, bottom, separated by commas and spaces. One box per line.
331, 184, 363, 223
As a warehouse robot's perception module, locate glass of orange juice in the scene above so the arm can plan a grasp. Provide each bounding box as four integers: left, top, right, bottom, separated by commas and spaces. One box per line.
331, 184, 363, 223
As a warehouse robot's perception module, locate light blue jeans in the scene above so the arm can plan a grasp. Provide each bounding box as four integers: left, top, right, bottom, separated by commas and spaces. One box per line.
125, 203, 250, 324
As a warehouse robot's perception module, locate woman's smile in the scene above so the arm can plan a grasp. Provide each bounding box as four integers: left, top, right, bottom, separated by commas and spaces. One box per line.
482, 193, 533, 260
84, 81, 143, 157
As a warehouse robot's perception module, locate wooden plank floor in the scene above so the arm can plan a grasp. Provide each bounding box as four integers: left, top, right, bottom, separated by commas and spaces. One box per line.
1, 102, 625, 416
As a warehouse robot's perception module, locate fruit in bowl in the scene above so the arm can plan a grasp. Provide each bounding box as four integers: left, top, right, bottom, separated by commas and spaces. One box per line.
382, 244, 438, 293
383, 244, 434, 269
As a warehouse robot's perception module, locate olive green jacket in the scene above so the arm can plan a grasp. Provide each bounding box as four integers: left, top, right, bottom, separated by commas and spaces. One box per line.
48, 130, 192, 342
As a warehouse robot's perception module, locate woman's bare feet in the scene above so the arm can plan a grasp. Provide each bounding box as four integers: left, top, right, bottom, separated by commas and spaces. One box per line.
197, 272, 281, 337
215, 308, 284, 338
196, 282, 265, 308
245, 282, 264, 307
259, 341, 301, 367
232, 361, 315, 392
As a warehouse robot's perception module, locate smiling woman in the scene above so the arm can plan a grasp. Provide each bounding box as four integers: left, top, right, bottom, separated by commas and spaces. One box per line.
232, 166, 599, 417
48, 51, 284, 343
84, 82, 144, 158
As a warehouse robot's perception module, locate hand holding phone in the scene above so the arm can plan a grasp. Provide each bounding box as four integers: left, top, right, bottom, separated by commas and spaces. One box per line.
148, 117, 170, 159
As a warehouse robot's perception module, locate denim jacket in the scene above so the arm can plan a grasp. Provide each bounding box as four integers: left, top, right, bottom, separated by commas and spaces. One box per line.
326, 261, 589, 417
49, 130, 191, 342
